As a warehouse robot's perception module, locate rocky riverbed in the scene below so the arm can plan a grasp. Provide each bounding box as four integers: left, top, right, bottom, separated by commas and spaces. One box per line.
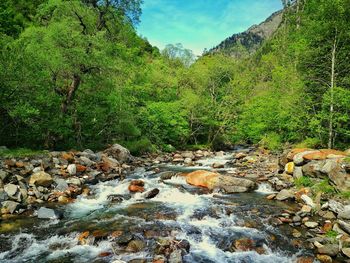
0, 145, 349, 262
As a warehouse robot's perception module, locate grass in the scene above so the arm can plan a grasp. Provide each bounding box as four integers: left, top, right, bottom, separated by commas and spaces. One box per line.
339, 191, 350, 199
294, 176, 313, 188
312, 179, 337, 194
0, 148, 48, 158
325, 230, 338, 239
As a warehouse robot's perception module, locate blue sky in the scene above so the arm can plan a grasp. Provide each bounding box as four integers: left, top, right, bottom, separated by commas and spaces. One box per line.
137, 0, 283, 55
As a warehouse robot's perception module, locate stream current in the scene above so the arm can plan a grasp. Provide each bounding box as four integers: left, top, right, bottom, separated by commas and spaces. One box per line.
0, 152, 313, 263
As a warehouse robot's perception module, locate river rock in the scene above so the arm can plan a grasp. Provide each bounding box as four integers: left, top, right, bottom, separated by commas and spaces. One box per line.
305, 221, 318, 228
79, 156, 95, 166
185, 170, 255, 193
316, 254, 332, 263
293, 150, 318, 165
1, 200, 19, 214
285, 162, 295, 175
342, 248, 350, 258
338, 205, 350, 220
0, 170, 8, 181
126, 239, 146, 252
159, 171, 177, 180
327, 200, 344, 214
37, 207, 62, 219
67, 164, 76, 175
104, 144, 133, 163
66, 177, 81, 186
317, 244, 339, 257
301, 194, 316, 208
293, 166, 303, 179
337, 220, 350, 235
302, 160, 326, 178
55, 178, 69, 192
276, 189, 294, 201
181, 152, 194, 159
4, 184, 18, 197
143, 188, 159, 199
168, 249, 182, 263
29, 172, 53, 187
107, 194, 124, 202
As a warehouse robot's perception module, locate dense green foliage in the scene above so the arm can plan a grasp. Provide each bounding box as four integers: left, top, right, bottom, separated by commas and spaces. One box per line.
0, 0, 349, 152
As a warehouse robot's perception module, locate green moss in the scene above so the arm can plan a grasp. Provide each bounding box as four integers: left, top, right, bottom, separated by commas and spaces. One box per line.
0, 148, 47, 158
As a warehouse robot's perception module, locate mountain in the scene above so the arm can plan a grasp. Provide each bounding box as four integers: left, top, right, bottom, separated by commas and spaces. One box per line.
206, 10, 283, 57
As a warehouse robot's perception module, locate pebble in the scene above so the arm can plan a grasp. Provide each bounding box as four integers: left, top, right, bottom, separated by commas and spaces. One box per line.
304, 221, 318, 228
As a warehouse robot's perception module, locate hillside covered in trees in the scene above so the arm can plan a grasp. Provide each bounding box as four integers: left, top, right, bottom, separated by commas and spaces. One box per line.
1, 0, 349, 154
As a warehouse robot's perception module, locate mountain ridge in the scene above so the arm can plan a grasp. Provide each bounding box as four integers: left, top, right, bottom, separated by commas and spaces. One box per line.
206, 10, 283, 57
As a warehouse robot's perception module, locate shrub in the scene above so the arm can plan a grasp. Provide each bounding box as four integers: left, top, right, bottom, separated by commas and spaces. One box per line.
259, 132, 282, 152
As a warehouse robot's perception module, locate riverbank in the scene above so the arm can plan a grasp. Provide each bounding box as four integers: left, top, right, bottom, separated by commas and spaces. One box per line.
0, 145, 349, 262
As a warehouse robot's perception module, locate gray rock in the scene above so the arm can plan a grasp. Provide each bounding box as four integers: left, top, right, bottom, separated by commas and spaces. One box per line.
1, 200, 19, 214
328, 200, 344, 214
342, 248, 350, 258
159, 171, 177, 181
143, 188, 160, 199
32, 167, 43, 173
169, 249, 183, 263
293, 151, 318, 165
302, 160, 326, 178
293, 166, 303, 179
317, 244, 339, 257
37, 207, 62, 219
339, 205, 350, 220
104, 144, 133, 163
66, 177, 81, 186
301, 194, 316, 208
79, 156, 95, 166
276, 189, 294, 201
338, 220, 350, 235
0, 170, 8, 181
304, 221, 318, 228
67, 164, 76, 175
0, 190, 8, 202
55, 178, 69, 192
4, 184, 18, 197
215, 175, 256, 193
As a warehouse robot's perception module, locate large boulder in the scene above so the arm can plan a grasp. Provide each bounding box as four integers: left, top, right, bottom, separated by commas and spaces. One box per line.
185, 170, 256, 193
29, 172, 53, 187
104, 144, 133, 163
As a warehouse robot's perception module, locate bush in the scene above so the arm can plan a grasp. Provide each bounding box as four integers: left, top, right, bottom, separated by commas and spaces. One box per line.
295, 137, 322, 149
124, 138, 155, 156
259, 132, 282, 152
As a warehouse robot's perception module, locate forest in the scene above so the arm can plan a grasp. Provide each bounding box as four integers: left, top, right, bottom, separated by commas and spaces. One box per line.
1, 0, 350, 154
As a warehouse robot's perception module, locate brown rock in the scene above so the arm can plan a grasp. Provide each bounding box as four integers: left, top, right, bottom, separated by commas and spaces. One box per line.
287, 148, 312, 160
29, 172, 53, 187
130, 180, 145, 187
128, 185, 145, 193
185, 170, 218, 188
233, 238, 255, 251
98, 252, 112, 257
61, 152, 74, 162
316, 254, 332, 263
296, 256, 314, 263
76, 164, 87, 172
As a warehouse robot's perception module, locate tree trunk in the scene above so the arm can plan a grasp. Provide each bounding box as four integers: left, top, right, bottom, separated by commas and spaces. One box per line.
328, 34, 337, 149
61, 74, 81, 114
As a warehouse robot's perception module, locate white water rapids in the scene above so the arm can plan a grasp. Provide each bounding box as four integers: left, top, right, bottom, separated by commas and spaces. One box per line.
0, 153, 310, 263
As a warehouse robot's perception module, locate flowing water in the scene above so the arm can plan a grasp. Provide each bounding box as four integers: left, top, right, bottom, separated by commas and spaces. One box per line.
0, 152, 312, 263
